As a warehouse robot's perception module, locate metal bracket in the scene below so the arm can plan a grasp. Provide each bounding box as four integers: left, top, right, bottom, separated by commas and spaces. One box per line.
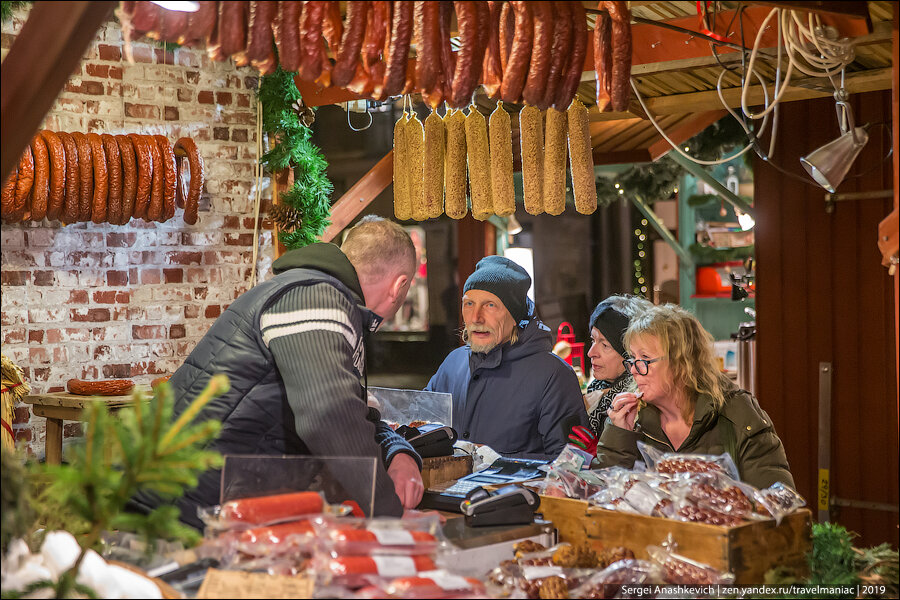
823, 189, 893, 213
668, 152, 755, 218
631, 193, 694, 269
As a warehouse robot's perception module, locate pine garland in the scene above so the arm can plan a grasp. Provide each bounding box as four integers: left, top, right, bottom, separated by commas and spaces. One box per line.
256, 67, 332, 250
597, 116, 752, 206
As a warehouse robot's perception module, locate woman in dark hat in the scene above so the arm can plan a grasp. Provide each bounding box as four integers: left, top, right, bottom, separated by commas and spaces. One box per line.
570, 295, 653, 452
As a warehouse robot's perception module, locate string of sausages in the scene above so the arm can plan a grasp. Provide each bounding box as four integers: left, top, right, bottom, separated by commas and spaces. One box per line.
393, 101, 596, 222
118, 1, 632, 113
1, 132, 204, 226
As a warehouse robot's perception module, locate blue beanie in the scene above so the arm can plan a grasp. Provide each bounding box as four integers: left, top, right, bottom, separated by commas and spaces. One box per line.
463, 256, 532, 324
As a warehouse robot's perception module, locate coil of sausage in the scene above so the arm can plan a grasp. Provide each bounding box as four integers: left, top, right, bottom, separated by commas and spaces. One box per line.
145, 134, 164, 221
87, 133, 108, 224
12, 146, 34, 224
519, 105, 544, 215
116, 135, 137, 224
465, 107, 493, 221
128, 133, 152, 220
174, 137, 204, 225
443, 109, 467, 220
489, 102, 515, 217
67, 379, 135, 396
30, 133, 51, 222
1, 167, 17, 223
71, 132, 94, 222
154, 135, 177, 222
40, 131, 66, 221
56, 132, 81, 224
568, 100, 598, 215
101, 134, 122, 225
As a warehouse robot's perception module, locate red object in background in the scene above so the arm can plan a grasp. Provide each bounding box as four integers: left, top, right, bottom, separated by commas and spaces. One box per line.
694, 261, 755, 297
556, 322, 584, 370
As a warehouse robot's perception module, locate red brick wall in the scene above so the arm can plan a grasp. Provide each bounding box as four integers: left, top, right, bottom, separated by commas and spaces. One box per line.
1, 7, 274, 457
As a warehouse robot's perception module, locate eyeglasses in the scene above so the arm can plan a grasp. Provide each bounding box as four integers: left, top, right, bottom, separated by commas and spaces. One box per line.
623, 356, 664, 376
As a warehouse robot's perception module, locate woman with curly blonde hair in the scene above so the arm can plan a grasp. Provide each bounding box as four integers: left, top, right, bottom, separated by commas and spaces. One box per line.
596, 304, 794, 489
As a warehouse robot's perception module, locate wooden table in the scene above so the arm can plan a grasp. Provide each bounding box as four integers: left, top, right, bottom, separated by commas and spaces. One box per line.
23, 391, 146, 464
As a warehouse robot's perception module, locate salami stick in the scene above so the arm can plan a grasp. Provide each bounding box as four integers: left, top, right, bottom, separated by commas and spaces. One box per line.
246, 1, 277, 73
500, 1, 533, 104
606, 1, 633, 112
383, 1, 414, 97
540, 2, 573, 110
555, 1, 589, 110
274, 1, 302, 72
594, 4, 613, 112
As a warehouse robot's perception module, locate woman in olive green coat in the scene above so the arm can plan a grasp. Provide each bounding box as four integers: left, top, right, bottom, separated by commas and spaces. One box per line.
596, 304, 795, 490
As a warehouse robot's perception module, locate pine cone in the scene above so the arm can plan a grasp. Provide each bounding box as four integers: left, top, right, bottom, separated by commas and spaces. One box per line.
269, 202, 303, 232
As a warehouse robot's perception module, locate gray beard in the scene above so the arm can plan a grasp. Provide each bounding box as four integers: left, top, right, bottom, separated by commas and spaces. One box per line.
469, 340, 498, 354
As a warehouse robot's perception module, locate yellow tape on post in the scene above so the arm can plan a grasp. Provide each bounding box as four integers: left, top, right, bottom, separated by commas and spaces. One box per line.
818, 468, 830, 512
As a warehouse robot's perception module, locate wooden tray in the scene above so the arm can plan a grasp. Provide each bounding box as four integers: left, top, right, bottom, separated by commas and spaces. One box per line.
537, 494, 811, 584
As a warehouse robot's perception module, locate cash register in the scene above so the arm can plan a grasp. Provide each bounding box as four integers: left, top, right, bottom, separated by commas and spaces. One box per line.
419, 457, 547, 513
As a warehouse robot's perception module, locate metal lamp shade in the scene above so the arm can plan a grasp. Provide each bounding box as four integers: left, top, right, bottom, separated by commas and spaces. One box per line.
800, 126, 869, 193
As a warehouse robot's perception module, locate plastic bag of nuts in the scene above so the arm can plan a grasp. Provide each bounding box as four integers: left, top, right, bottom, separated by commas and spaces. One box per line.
666, 472, 764, 521
569, 559, 665, 599
753, 482, 807, 525
638, 442, 740, 480
646, 545, 735, 585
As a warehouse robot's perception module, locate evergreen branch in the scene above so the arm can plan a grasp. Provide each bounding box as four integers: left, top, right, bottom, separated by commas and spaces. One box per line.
158, 374, 229, 451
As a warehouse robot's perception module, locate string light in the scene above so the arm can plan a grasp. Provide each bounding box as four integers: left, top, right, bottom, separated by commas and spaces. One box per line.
633, 222, 647, 296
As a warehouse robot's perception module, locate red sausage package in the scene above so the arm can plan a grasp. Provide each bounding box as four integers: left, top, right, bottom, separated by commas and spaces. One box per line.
317, 554, 439, 588
312, 513, 444, 555
199, 491, 328, 530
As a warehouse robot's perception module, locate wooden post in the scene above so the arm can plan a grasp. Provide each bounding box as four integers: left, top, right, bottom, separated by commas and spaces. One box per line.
271, 168, 292, 259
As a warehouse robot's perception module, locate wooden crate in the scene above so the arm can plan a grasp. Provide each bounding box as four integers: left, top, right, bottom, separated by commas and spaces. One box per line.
537, 494, 811, 584
421, 455, 473, 489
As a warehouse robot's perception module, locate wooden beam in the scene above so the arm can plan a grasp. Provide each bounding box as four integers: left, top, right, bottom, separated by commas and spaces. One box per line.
1, 1, 114, 181
639, 68, 894, 115
592, 149, 652, 165
319, 151, 394, 242
648, 110, 728, 160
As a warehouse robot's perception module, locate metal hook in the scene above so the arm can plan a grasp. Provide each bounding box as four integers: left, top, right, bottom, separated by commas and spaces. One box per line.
684, 35, 695, 44
650, 41, 661, 49
347, 102, 374, 131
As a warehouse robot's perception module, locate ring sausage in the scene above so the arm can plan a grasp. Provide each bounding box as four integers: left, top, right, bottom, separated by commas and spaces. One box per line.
145, 134, 164, 221
174, 137, 204, 225
605, 1, 633, 112
71, 132, 94, 221
30, 133, 50, 222
298, 1, 327, 81
482, 1, 504, 99
273, 1, 302, 72
500, 2, 533, 104
40, 131, 66, 221
594, 4, 613, 112
128, 133, 152, 220
332, 0, 368, 87
116, 135, 137, 224
246, 1, 277, 74
67, 379, 135, 396
541, 1, 573, 110
56, 132, 81, 224
382, 1, 414, 97
87, 133, 108, 224
521, 2, 553, 107
218, 1, 249, 62
13, 146, 34, 224
414, 1, 440, 97
154, 135, 177, 222
554, 1, 589, 110
101, 134, 122, 225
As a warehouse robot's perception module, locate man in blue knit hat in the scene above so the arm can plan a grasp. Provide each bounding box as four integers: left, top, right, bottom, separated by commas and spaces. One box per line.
425, 256, 588, 459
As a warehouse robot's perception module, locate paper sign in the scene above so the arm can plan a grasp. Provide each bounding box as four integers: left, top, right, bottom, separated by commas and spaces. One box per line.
197, 568, 313, 599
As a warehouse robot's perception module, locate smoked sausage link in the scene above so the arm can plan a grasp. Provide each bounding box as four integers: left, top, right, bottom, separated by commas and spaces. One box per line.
67, 379, 135, 396
220, 491, 325, 524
